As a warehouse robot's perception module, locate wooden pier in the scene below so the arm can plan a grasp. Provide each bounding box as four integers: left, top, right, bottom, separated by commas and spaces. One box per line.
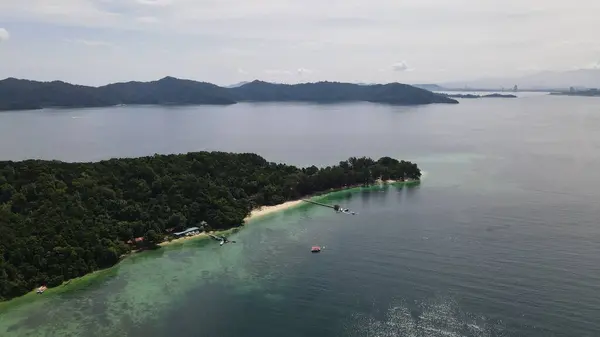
302, 199, 341, 211
302, 199, 336, 209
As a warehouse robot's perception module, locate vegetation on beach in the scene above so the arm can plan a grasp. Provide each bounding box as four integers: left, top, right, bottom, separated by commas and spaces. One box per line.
0, 152, 420, 301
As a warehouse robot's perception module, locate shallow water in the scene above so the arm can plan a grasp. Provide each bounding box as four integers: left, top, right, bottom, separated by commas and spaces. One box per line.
2, 95, 600, 336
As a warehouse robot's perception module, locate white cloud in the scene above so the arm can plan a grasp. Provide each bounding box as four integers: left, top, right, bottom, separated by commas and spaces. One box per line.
237, 68, 248, 74
297, 68, 313, 75
587, 62, 600, 70
392, 62, 411, 72
0, 28, 9, 42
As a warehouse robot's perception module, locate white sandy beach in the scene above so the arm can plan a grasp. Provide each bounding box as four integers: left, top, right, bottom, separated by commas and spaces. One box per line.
244, 199, 305, 222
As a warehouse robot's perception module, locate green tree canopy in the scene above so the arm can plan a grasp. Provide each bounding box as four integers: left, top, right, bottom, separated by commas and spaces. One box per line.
0, 151, 420, 301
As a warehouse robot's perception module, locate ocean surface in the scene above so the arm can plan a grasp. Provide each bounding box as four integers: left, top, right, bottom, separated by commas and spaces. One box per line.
1, 93, 600, 337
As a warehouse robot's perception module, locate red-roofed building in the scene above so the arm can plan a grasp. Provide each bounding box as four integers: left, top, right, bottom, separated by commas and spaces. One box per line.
126, 237, 144, 245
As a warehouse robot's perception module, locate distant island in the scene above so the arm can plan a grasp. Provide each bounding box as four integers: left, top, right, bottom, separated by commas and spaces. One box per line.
550, 88, 600, 97
441, 93, 518, 99
0, 77, 458, 111
0, 152, 421, 301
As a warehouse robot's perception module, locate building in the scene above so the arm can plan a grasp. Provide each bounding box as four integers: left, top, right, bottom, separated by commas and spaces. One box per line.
126, 237, 144, 245
173, 227, 201, 238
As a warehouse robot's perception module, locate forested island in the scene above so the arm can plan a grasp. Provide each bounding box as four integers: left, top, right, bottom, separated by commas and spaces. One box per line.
0, 77, 458, 111
0, 152, 421, 301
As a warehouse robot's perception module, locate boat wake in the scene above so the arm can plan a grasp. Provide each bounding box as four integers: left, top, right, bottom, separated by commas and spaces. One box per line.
344, 297, 508, 337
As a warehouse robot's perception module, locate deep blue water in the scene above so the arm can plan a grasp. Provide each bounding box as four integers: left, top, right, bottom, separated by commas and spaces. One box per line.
1, 94, 600, 336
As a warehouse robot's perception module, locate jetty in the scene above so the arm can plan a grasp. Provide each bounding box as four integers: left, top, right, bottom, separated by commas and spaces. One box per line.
302, 199, 337, 209
301, 199, 357, 215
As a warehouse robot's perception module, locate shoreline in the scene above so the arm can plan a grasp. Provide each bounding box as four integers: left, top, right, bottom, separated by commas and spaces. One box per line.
0, 178, 420, 306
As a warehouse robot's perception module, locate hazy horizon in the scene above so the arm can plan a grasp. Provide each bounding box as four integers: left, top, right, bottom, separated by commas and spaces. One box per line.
1, 0, 599, 86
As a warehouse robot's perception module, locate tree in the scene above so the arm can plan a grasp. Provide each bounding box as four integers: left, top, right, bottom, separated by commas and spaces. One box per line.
143, 230, 162, 248
0, 151, 420, 301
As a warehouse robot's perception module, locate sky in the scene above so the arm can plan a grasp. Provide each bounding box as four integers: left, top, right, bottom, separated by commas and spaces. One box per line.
0, 0, 599, 86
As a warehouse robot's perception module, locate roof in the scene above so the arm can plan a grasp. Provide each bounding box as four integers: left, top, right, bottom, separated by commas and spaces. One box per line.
127, 237, 144, 244
173, 227, 200, 236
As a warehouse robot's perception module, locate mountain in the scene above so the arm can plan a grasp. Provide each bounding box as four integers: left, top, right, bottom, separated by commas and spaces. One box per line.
230, 80, 458, 104
440, 69, 600, 91
412, 84, 445, 91
0, 77, 236, 110
225, 81, 251, 88
0, 77, 458, 111
97, 77, 235, 105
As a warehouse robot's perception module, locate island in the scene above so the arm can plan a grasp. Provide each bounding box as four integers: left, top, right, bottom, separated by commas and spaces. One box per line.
0, 77, 458, 111
440, 93, 517, 99
0, 152, 421, 301
550, 88, 600, 97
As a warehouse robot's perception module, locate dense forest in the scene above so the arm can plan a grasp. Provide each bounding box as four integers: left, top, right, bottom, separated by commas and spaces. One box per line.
0, 152, 421, 301
229, 80, 458, 104
0, 77, 458, 111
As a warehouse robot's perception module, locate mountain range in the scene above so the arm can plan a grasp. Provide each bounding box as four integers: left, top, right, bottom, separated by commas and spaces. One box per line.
0, 77, 458, 111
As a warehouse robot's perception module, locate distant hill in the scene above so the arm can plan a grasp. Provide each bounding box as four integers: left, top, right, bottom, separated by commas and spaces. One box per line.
230, 80, 458, 105
440, 69, 600, 91
550, 88, 600, 97
0, 77, 458, 111
0, 77, 236, 110
225, 81, 251, 88
412, 84, 445, 91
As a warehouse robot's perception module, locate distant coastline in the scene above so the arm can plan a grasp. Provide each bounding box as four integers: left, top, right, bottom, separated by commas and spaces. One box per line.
441, 93, 517, 99
549, 89, 600, 97
0, 77, 458, 111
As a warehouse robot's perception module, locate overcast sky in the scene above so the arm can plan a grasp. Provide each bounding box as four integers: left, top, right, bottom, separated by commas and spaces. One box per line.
0, 0, 599, 86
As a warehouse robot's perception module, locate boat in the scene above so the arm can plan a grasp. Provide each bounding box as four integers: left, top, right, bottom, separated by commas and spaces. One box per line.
36, 285, 47, 294
311, 246, 321, 253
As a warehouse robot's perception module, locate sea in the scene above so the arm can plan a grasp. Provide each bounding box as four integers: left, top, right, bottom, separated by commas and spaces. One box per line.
1, 93, 599, 337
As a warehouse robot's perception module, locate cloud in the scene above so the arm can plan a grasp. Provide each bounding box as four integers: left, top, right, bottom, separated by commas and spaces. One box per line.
391, 61, 411, 72
66, 39, 114, 47
1, 0, 600, 85
237, 68, 248, 74
587, 62, 600, 69
297, 68, 313, 75
0, 28, 9, 42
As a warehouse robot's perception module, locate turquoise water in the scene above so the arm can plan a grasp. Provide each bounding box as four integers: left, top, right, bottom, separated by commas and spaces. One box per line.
2, 96, 600, 336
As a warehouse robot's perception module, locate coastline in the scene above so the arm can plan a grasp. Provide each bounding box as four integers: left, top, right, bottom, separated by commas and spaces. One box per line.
244, 200, 306, 222
0, 178, 420, 306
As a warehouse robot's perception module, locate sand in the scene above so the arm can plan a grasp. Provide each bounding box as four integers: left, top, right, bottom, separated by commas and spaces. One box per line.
244, 199, 305, 222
